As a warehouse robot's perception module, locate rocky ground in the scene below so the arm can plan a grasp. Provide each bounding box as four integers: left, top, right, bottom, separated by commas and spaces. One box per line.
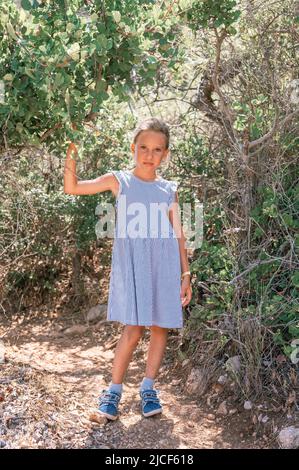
0, 306, 297, 449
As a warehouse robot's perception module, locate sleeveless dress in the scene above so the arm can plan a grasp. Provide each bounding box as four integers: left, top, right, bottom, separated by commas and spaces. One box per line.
106, 169, 183, 329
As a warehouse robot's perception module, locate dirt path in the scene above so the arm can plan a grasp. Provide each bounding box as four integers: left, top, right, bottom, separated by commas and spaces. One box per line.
0, 311, 276, 449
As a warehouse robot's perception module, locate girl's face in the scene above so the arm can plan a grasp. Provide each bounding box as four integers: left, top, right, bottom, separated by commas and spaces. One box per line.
131, 130, 169, 170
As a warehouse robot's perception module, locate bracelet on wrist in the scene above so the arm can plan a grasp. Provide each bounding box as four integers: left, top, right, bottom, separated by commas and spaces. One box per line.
181, 271, 191, 280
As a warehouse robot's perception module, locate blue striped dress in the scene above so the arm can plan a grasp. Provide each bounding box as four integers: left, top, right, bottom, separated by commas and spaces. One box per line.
106, 169, 183, 329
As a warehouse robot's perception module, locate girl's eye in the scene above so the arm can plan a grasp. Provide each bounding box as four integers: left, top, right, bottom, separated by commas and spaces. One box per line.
139, 146, 162, 152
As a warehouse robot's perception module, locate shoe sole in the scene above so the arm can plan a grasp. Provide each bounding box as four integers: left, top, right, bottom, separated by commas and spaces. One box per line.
142, 407, 163, 417
94, 409, 118, 420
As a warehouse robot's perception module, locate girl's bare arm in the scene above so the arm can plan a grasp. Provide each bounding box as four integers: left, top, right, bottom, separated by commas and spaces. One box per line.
168, 191, 190, 274
64, 143, 117, 196
168, 191, 192, 307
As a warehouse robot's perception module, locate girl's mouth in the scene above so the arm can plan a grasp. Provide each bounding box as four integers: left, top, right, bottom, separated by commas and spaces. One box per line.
144, 162, 153, 165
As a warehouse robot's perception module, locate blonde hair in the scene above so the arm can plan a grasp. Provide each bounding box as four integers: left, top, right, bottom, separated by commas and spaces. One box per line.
132, 117, 170, 149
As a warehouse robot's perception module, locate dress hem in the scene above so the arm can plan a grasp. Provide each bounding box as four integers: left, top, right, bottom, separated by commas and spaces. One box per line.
106, 318, 183, 329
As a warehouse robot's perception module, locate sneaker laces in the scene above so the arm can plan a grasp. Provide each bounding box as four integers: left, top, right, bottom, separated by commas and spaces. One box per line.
98, 389, 121, 406
141, 389, 161, 404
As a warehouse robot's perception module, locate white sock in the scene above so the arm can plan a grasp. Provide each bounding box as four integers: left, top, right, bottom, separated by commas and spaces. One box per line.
140, 377, 154, 391
108, 382, 123, 395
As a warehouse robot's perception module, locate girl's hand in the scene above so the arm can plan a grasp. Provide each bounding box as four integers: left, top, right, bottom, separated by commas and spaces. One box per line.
68, 142, 78, 151
66, 123, 79, 160
66, 142, 78, 160
180, 277, 192, 308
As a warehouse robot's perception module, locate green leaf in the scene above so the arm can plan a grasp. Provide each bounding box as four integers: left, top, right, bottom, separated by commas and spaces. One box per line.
227, 26, 237, 35
281, 213, 294, 227
21, 0, 33, 10
96, 35, 108, 51
6, 22, 18, 41
66, 43, 80, 61
54, 73, 64, 87
90, 13, 98, 22
291, 272, 299, 288
179, 0, 193, 9
253, 227, 263, 238
3, 73, 14, 81
107, 38, 113, 50
21, 0, 40, 11
16, 122, 24, 133
112, 11, 121, 23
96, 79, 107, 93
25, 67, 35, 79
66, 23, 75, 33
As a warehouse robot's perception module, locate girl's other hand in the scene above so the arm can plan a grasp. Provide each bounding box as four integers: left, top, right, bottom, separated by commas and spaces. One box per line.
180, 277, 192, 308
66, 123, 79, 160
66, 142, 78, 160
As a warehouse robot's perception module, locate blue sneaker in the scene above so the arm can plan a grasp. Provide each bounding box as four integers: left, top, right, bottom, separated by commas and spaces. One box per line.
97, 389, 121, 420
140, 389, 163, 417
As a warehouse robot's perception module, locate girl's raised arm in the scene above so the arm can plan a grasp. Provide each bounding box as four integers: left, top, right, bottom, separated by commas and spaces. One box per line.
64, 142, 117, 196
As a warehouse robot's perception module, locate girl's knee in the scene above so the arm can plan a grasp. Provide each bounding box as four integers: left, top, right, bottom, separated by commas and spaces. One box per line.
124, 325, 145, 343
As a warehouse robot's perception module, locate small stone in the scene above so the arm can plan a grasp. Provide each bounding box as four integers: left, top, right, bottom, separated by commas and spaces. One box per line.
86, 304, 107, 323
190, 410, 202, 421
89, 411, 109, 425
278, 426, 299, 449
185, 368, 207, 396
0, 440, 6, 448
263, 359, 272, 366
229, 408, 238, 415
172, 379, 181, 386
64, 325, 88, 336
182, 359, 190, 367
244, 400, 253, 410
217, 375, 228, 385
258, 414, 269, 423
216, 401, 228, 415
225, 356, 241, 374
206, 413, 216, 421
212, 383, 224, 394
275, 354, 287, 364
186, 422, 195, 428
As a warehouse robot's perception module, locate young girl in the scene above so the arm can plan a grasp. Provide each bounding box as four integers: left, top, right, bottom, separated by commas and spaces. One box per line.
64, 117, 192, 420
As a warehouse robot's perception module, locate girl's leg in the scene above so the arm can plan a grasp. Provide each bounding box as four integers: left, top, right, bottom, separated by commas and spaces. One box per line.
144, 326, 168, 379
111, 325, 145, 384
